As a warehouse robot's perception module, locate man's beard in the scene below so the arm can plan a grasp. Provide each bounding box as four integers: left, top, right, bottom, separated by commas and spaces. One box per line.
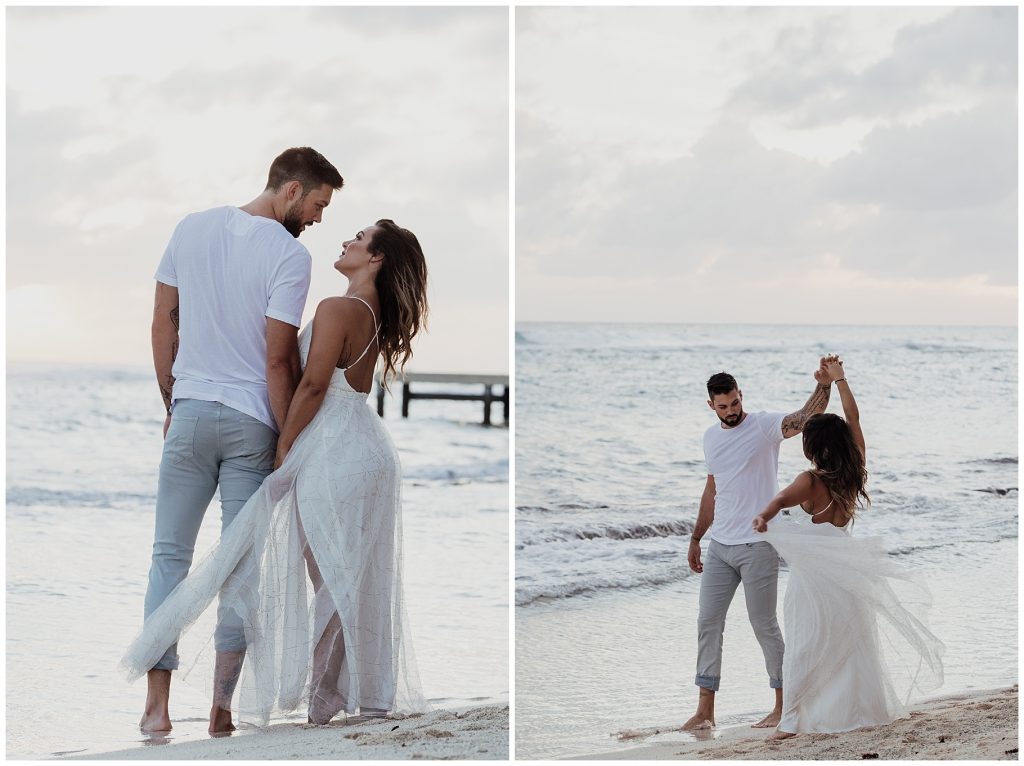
282, 200, 305, 238
718, 409, 744, 427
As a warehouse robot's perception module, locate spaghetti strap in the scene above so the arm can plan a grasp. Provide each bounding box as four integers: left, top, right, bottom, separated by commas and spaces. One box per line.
341, 295, 379, 330
339, 296, 380, 370
810, 497, 835, 519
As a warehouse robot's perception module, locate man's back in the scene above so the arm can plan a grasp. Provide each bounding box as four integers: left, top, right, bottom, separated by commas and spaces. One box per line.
155, 206, 311, 429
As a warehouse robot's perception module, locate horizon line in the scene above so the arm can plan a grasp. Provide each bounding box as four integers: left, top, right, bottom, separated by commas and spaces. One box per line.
514, 319, 1017, 329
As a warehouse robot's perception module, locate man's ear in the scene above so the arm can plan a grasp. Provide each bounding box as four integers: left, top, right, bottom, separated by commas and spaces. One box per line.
285, 180, 303, 201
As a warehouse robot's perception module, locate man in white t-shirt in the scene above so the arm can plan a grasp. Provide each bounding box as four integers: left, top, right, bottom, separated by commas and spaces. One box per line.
682, 365, 833, 731
140, 148, 344, 735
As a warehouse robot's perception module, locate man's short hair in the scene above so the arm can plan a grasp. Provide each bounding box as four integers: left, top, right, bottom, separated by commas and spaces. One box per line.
707, 372, 738, 398
265, 147, 344, 194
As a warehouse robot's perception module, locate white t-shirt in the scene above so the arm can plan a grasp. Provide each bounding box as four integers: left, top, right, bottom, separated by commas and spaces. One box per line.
155, 206, 312, 431
703, 410, 787, 545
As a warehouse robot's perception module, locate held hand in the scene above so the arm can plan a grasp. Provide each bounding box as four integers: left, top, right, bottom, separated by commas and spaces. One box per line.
687, 538, 704, 574
163, 414, 172, 439
825, 357, 845, 382
813, 355, 830, 385
752, 515, 768, 533
273, 446, 288, 471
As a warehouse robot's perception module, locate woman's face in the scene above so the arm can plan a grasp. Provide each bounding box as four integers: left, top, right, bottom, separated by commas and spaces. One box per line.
335, 226, 380, 275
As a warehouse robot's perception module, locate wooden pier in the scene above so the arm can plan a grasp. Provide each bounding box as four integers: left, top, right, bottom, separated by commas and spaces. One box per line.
376, 372, 509, 426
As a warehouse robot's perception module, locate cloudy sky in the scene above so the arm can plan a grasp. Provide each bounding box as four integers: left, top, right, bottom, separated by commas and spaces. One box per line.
516, 7, 1017, 326
8, 6, 509, 372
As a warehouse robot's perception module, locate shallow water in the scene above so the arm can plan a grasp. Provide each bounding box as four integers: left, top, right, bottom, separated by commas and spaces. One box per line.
6, 367, 508, 759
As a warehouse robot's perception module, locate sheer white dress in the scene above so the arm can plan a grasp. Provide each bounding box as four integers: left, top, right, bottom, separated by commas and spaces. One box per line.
762, 514, 944, 734
121, 310, 426, 724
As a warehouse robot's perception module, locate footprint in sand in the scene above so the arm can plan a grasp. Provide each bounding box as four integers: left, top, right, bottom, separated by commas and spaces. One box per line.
616, 724, 688, 741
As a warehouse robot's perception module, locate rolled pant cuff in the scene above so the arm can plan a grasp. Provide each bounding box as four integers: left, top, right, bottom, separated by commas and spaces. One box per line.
151, 657, 179, 672
695, 674, 720, 691
214, 640, 248, 653
769, 677, 783, 689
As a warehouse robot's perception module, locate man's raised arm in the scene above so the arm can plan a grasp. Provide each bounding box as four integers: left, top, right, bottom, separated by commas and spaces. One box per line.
780, 356, 833, 439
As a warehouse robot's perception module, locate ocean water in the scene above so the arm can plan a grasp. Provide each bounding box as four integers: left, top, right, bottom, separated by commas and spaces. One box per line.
6, 367, 509, 759
515, 322, 1018, 759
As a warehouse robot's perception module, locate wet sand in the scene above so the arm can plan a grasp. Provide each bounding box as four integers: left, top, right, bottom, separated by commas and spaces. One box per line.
575, 686, 1017, 760
68, 704, 508, 760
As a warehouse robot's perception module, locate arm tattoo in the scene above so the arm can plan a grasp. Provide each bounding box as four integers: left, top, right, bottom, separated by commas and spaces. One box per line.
165, 338, 177, 411
782, 383, 832, 437
155, 302, 179, 413
161, 374, 175, 411
806, 383, 831, 414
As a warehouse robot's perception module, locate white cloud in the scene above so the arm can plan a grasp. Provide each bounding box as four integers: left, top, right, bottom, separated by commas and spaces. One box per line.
7, 7, 509, 373
516, 6, 1017, 325
728, 7, 1014, 127
824, 99, 1017, 213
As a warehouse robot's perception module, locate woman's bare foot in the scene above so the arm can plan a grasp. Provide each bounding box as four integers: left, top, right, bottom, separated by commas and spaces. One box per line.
307, 690, 346, 725
768, 728, 797, 741
208, 706, 236, 735
752, 710, 782, 728
681, 712, 714, 730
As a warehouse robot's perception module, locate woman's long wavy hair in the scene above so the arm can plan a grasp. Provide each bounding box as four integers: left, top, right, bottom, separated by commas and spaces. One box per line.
801, 413, 870, 522
367, 219, 428, 389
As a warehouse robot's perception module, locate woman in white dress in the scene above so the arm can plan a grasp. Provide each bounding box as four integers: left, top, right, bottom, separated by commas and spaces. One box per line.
752, 356, 943, 739
121, 219, 429, 729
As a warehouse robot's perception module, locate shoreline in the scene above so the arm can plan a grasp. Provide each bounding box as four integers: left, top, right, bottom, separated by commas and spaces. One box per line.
573, 686, 1018, 760
67, 704, 508, 761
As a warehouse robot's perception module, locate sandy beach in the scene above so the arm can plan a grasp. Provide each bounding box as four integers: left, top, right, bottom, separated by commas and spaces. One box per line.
66, 704, 508, 760
574, 686, 1017, 760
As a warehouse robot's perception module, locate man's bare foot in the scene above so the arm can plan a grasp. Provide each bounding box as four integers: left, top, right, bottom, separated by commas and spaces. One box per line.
139, 711, 172, 733
752, 710, 782, 728
768, 729, 797, 741
208, 706, 236, 735
141, 669, 173, 732
681, 712, 714, 730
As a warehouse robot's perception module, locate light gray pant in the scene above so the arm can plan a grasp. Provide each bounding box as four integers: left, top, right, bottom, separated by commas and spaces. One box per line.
695, 539, 784, 691
144, 399, 277, 671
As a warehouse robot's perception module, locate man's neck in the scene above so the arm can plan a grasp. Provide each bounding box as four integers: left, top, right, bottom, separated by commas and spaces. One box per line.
721, 411, 747, 429
239, 194, 279, 222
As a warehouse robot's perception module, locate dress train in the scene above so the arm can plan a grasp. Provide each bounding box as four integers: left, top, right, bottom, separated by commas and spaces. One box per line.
762, 516, 943, 733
